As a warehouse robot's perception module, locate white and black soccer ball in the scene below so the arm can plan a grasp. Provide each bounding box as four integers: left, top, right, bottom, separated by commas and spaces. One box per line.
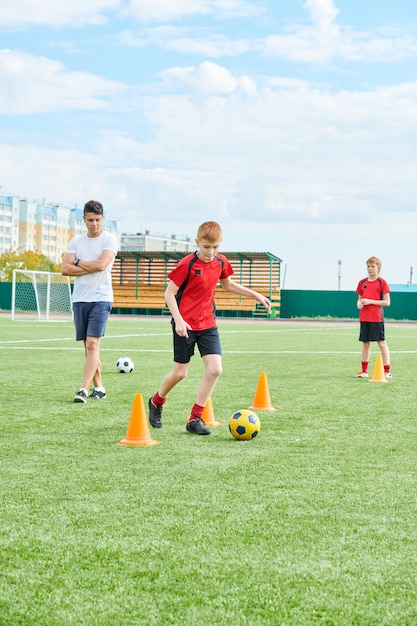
116, 357, 134, 373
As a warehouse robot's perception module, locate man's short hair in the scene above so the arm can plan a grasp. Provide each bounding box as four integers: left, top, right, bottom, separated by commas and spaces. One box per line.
84, 200, 103, 215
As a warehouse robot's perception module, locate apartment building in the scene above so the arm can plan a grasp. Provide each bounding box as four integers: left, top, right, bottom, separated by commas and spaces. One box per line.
0, 194, 119, 263
0, 192, 192, 262
0, 194, 19, 254
120, 231, 194, 253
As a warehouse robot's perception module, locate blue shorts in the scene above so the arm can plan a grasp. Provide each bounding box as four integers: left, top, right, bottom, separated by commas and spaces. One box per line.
72, 302, 112, 341
173, 325, 222, 364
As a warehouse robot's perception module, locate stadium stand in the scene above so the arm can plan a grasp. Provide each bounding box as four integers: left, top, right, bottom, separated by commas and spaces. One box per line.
111, 251, 282, 318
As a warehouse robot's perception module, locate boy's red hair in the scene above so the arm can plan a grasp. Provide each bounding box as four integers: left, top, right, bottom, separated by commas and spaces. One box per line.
197, 221, 222, 243
367, 256, 381, 269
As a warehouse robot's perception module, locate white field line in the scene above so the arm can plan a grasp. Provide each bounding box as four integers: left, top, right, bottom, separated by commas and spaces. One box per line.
0, 327, 354, 346
1, 344, 416, 354
1, 325, 416, 354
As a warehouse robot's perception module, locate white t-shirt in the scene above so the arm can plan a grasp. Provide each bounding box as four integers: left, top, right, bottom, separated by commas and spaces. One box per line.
66, 231, 118, 303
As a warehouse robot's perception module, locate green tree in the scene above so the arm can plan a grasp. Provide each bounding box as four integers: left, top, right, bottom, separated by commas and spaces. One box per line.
0, 248, 61, 282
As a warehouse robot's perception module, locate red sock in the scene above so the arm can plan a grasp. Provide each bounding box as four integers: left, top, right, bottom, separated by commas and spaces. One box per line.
189, 403, 204, 422
361, 361, 369, 373
384, 365, 390, 374
152, 392, 166, 407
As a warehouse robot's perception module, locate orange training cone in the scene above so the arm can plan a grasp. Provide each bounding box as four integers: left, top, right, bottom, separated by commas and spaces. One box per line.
369, 354, 388, 383
201, 396, 222, 427
117, 393, 161, 446
249, 372, 277, 411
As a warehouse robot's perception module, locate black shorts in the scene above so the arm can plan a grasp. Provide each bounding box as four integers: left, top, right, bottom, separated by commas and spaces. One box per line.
172, 325, 221, 364
359, 321, 385, 342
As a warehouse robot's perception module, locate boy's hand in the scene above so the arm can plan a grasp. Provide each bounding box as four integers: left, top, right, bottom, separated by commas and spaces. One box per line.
174, 318, 192, 338
259, 296, 271, 311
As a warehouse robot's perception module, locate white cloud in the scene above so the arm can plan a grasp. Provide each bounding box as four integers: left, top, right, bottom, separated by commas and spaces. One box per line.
337, 29, 417, 62
2, 62, 417, 289
304, 0, 339, 33
119, 0, 417, 66
0, 50, 125, 114
134, 71, 417, 223
161, 61, 257, 95
263, 0, 417, 64
0, 0, 120, 27
124, 0, 263, 22
2, 52, 417, 227
166, 34, 258, 57
120, 27, 259, 57
264, 25, 417, 64
2, 1, 417, 289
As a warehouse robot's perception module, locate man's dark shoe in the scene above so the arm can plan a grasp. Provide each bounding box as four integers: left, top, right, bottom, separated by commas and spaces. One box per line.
89, 390, 106, 399
73, 389, 88, 403
186, 417, 211, 435
148, 398, 163, 428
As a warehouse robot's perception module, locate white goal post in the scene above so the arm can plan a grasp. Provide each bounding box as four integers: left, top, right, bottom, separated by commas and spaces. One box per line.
11, 270, 73, 321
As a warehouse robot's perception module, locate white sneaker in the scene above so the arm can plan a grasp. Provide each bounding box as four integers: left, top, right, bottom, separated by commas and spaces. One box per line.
385, 373, 392, 380
356, 372, 368, 378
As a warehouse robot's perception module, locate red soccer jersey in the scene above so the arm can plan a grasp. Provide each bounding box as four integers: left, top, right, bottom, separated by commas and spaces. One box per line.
356, 277, 390, 322
168, 252, 234, 330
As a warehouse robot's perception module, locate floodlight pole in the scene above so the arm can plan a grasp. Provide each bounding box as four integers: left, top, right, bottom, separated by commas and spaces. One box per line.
338, 259, 342, 291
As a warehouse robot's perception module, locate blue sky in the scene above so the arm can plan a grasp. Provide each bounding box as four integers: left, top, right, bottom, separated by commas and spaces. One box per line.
1, 0, 417, 289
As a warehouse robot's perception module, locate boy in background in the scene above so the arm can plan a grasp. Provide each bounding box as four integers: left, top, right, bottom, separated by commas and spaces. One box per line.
148, 221, 271, 435
356, 256, 391, 380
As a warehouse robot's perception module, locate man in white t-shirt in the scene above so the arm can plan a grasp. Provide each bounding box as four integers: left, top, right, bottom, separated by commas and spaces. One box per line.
62, 200, 118, 403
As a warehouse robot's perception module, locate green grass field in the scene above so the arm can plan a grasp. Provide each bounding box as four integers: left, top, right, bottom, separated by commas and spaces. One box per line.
1, 315, 417, 625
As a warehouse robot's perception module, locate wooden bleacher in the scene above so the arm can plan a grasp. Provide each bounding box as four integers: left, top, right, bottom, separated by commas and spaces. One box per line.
111, 251, 282, 317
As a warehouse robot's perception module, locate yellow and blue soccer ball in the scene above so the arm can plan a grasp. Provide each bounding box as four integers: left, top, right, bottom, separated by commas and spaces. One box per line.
229, 410, 260, 440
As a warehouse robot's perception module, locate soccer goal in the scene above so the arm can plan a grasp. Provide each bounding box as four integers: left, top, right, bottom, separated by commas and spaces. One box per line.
11, 270, 73, 321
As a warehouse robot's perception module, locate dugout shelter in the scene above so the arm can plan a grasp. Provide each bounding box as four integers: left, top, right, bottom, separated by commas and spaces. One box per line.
112, 251, 282, 318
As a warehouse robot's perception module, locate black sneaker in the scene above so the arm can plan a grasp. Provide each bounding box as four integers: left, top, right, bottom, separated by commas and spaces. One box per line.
74, 389, 88, 403
148, 398, 163, 428
89, 390, 106, 399
186, 418, 211, 435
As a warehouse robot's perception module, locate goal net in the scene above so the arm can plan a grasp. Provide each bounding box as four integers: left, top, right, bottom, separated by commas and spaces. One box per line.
11, 270, 73, 321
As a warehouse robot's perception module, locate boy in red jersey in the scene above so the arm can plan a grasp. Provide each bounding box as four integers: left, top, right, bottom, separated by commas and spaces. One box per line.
355, 256, 391, 379
148, 221, 271, 435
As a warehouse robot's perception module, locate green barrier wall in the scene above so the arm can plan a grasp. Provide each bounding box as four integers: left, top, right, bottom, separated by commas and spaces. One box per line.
0, 283, 11, 311
280, 290, 417, 321
2, 283, 417, 320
